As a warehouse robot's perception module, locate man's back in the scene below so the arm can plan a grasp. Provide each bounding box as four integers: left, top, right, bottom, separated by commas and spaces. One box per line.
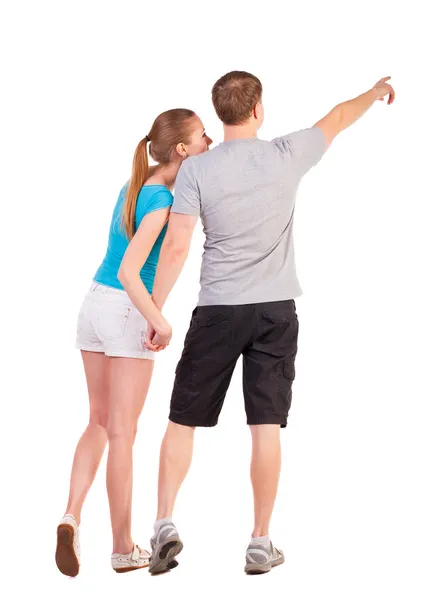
147, 71, 396, 576
171, 127, 325, 305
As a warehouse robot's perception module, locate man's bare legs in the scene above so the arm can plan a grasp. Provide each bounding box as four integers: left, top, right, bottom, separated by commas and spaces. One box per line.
250, 424, 281, 537
148, 422, 194, 574
154, 422, 281, 532
156, 421, 195, 520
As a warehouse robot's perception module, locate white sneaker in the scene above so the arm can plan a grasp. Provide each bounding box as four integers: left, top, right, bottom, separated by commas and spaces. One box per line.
56, 514, 80, 577
111, 544, 151, 573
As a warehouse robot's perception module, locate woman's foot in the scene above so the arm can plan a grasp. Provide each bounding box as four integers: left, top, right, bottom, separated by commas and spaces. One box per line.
111, 544, 150, 573
56, 514, 80, 577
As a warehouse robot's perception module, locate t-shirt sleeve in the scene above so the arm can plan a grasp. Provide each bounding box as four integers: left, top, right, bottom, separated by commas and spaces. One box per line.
145, 190, 173, 215
272, 127, 326, 177
170, 159, 201, 217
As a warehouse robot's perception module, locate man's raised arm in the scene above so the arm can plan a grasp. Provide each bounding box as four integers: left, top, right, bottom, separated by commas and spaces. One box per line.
315, 76, 395, 147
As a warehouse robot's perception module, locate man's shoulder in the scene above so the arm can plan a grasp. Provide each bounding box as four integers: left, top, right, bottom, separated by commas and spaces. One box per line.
186, 145, 224, 171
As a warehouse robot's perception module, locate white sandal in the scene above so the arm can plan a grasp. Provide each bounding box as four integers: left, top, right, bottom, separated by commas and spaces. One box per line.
56, 514, 81, 577
111, 544, 151, 573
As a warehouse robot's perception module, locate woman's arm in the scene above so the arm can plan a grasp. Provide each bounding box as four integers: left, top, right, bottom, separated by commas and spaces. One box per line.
118, 208, 171, 339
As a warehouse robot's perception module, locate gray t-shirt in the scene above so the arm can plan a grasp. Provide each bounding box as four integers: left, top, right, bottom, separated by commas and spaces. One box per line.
171, 127, 326, 306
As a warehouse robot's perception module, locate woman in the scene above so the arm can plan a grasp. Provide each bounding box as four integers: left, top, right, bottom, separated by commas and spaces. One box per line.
55, 109, 212, 576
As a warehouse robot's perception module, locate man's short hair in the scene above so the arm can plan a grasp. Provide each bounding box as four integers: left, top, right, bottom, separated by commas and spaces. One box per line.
212, 71, 263, 126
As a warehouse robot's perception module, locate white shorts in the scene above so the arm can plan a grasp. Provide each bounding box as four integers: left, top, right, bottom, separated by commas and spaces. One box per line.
75, 282, 155, 360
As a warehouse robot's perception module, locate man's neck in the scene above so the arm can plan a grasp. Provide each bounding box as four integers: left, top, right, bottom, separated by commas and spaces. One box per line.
223, 124, 258, 142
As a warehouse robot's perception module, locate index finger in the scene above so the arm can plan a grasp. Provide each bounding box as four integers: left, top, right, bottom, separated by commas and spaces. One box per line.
144, 339, 160, 351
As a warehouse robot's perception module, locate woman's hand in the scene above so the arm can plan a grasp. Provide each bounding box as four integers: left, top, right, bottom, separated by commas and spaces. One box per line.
144, 319, 172, 352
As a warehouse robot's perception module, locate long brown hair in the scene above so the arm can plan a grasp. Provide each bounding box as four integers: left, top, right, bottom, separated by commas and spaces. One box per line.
122, 108, 196, 239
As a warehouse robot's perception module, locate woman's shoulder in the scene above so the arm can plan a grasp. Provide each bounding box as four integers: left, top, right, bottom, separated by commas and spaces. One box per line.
136, 185, 173, 216
139, 184, 173, 199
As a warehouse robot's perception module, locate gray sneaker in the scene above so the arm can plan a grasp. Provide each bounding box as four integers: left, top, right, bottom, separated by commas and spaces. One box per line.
149, 520, 183, 575
245, 541, 285, 574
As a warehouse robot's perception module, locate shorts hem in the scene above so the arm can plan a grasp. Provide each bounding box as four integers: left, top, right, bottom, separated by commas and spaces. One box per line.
169, 412, 218, 428
247, 419, 288, 428
75, 345, 154, 360
106, 351, 155, 360
75, 345, 104, 353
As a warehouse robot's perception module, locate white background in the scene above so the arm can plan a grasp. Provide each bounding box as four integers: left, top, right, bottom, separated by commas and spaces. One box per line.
1, 1, 424, 598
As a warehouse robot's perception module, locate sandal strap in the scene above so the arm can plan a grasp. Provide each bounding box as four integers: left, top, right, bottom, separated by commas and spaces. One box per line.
131, 545, 140, 562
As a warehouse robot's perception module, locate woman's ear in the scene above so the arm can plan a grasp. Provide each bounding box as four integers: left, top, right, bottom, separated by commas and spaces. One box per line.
176, 142, 188, 159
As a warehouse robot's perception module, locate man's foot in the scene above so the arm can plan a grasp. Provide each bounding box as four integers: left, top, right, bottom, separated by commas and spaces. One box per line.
245, 537, 285, 575
149, 518, 183, 574
111, 544, 151, 573
56, 514, 80, 577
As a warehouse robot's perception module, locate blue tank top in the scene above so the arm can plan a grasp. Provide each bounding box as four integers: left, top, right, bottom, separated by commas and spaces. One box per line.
94, 184, 173, 294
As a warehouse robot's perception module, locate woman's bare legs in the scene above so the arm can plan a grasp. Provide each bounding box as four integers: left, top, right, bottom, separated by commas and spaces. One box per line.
64, 351, 109, 524
106, 357, 154, 554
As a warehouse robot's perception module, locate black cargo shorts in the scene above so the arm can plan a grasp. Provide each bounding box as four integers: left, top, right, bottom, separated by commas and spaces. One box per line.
169, 300, 299, 428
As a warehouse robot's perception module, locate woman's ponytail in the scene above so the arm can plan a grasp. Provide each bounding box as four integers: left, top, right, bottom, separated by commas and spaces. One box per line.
122, 109, 196, 239
122, 136, 149, 239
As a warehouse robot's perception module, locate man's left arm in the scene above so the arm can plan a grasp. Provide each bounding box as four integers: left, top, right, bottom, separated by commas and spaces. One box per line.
151, 213, 198, 311
145, 159, 200, 350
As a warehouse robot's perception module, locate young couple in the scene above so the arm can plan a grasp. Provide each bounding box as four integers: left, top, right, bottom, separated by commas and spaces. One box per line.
55, 71, 395, 577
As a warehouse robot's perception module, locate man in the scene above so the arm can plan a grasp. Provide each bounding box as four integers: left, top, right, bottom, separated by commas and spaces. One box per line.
146, 71, 395, 574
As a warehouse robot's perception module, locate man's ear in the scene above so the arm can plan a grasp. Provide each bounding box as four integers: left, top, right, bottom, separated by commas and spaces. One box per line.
253, 102, 261, 120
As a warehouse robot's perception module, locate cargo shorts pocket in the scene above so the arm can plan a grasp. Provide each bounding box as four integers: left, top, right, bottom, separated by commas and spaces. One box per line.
282, 358, 296, 380
175, 311, 230, 385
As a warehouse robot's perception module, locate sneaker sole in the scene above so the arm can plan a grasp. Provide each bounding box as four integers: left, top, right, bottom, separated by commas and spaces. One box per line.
56, 524, 79, 577
149, 537, 183, 575
245, 555, 285, 575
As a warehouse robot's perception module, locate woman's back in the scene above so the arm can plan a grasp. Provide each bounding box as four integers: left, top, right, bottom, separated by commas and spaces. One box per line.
94, 184, 173, 294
